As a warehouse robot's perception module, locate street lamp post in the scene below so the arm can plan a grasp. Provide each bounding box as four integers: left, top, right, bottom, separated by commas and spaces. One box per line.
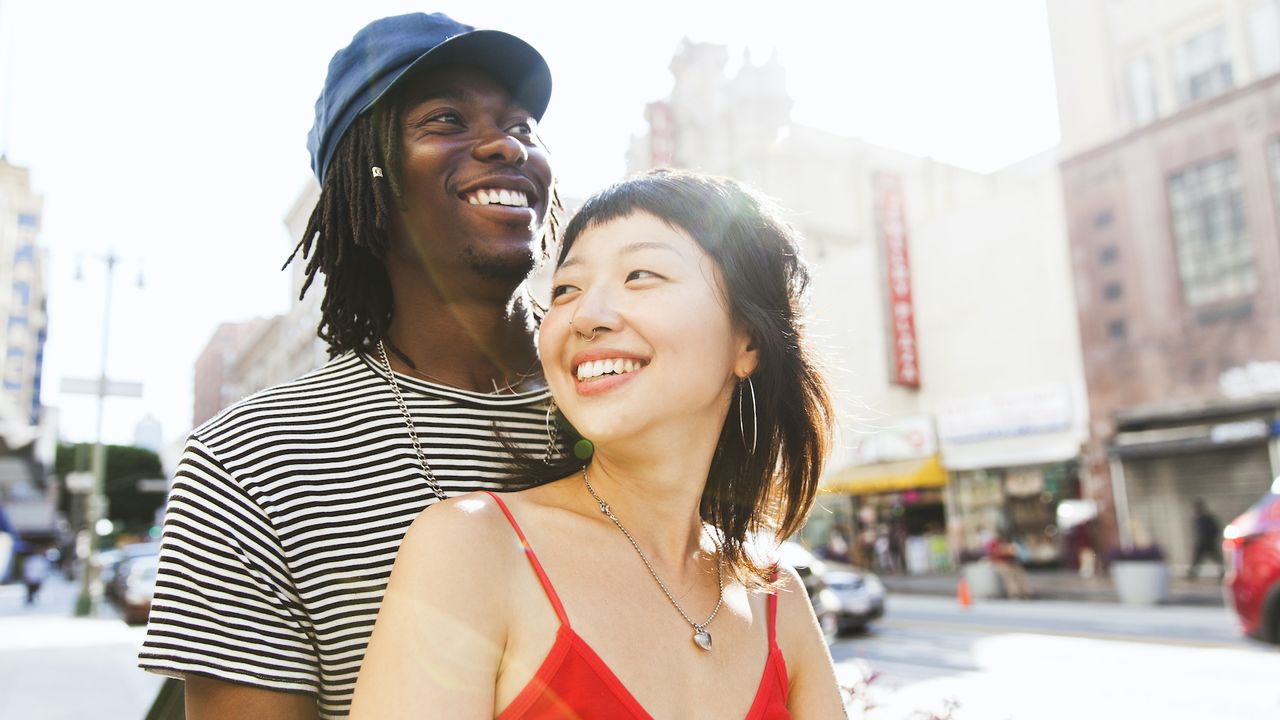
74, 251, 117, 617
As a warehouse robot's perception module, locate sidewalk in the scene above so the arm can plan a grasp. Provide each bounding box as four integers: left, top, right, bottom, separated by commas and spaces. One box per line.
880, 568, 1226, 606
0, 574, 162, 719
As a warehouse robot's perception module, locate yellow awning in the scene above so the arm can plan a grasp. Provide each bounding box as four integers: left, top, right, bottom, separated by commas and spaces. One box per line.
820, 455, 948, 496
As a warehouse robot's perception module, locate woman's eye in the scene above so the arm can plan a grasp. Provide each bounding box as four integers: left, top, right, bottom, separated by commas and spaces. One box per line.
626, 269, 661, 282
509, 119, 535, 135
550, 284, 577, 299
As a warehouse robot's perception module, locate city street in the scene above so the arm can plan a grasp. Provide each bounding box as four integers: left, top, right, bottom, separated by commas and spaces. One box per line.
4, 576, 1280, 718
833, 594, 1280, 719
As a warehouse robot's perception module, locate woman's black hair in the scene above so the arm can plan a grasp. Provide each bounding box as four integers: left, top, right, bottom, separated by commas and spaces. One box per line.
527, 169, 834, 585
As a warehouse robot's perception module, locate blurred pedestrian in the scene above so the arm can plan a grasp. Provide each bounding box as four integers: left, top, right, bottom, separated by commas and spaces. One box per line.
1187, 498, 1222, 579
22, 551, 49, 605
138, 12, 559, 719
986, 531, 1032, 599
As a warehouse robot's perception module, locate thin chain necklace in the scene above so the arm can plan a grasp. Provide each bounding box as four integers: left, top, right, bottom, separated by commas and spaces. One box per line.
377, 340, 444, 499
383, 338, 542, 395
581, 466, 724, 652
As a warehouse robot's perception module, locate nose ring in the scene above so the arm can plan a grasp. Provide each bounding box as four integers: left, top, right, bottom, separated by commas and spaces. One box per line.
569, 318, 598, 342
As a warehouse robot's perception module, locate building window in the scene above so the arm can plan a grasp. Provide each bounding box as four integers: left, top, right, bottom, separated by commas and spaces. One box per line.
1104, 282, 1123, 300
1168, 154, 1254, 306
1172, 25, 1233, 106
1124, 56, 1159, 126
1248, 0, 1280, 77
1099, 245, 1119, 264
1107, 319, 1127, 340
1093, 209, 1114, 229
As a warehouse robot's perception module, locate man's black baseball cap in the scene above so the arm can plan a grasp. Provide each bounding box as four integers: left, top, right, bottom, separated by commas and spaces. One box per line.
307, 12, 552, 183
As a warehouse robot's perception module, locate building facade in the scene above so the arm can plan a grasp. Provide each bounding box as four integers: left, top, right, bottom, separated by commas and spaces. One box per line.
629, 41, 1087, 573
0, 158, 48, 430
0, 157, 54, 544
191, 319, 266, 428
1048, 0, 1280, 565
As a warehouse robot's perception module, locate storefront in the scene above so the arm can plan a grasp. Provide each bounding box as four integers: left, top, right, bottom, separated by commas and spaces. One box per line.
946, 461, 1080, 566
812, 416, 953, 574
937, 384, 1089, 567
1110, 398, 1280, 569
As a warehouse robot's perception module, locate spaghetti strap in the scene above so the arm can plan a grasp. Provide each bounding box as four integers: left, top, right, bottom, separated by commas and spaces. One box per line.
483, 492, 571, 627
766, 591, 779, 649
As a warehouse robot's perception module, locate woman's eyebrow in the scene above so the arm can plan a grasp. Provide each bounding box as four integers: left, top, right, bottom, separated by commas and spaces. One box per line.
557, 240, 685, 271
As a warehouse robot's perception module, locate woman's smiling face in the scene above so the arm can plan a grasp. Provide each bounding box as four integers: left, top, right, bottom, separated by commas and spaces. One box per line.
540, 211, 757, 448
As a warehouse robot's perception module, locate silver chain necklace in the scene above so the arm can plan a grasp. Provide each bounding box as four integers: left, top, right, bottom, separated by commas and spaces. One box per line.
377, 340, 444, 499
581, 466, 724, 651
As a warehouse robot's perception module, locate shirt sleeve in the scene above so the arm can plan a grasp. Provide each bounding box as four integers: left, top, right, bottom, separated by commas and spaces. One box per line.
137, 436, 320, 695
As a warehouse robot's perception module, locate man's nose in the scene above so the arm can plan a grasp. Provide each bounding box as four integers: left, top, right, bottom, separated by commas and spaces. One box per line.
474, 133, 528, 166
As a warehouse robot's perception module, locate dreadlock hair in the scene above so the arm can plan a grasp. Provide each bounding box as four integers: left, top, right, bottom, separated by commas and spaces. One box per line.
284, 99, 565, 357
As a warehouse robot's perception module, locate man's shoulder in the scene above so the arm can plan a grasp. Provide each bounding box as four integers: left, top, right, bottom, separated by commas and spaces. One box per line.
191, 353, 377, 444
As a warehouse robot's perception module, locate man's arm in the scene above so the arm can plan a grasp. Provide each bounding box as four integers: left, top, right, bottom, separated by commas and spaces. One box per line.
185, 677, 318, 720
139, 438, 322, 709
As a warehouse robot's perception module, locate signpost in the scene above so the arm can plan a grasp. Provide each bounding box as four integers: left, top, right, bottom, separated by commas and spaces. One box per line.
61, 251, 144, 617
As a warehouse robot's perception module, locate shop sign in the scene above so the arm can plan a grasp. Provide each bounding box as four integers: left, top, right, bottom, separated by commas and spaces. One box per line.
1219, 361, 1280, 398
1209, 420, 1269, 444
850, 415, 937, 465
875, 173, 919, 388
938, 385, 1074, 444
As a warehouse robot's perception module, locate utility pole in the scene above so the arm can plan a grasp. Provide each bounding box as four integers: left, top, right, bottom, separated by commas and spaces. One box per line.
65, 251, 142, 617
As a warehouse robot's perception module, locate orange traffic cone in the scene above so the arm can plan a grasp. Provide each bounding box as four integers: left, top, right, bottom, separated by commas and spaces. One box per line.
957, 578, 973, 608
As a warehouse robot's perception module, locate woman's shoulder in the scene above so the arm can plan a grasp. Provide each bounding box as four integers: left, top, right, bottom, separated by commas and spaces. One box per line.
398, 491, 525, 573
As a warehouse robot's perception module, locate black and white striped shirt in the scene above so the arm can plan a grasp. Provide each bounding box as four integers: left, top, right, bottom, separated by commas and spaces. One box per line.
138, 352, 550, 718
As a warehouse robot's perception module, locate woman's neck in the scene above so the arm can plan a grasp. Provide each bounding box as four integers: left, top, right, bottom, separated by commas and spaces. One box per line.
580, 445, 717, 570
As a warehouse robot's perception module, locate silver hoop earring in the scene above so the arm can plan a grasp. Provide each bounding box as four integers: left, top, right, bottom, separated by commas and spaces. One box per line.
544, 399, 561, 464
569, 318, 598, 342
738, 376, 758, 456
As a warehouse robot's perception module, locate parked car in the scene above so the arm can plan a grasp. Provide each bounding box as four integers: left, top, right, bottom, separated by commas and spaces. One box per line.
120, 554, 159, 626
103, 542, 160, 603
779, 541, 887, 641
820, 569, 886, 633
1223, 476, 1280, 644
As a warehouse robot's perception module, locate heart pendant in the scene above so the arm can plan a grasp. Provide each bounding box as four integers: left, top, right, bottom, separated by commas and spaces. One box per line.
693, 629, 712, 651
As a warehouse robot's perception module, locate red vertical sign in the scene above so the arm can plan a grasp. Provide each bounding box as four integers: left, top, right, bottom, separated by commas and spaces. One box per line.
877, 173, 920, 388
646, 101, 676, 167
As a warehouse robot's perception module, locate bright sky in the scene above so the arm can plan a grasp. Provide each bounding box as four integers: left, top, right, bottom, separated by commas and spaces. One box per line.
0, 0, 1059, 449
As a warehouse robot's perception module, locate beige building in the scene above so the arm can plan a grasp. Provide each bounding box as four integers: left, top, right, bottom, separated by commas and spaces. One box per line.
0, 158, 48, 432
1048, 0, 1280, 564
0, 157, 54, 541
629, 41, 1087, 571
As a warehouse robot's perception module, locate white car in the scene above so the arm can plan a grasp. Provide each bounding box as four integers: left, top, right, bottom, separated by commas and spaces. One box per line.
778, 541, 887, 639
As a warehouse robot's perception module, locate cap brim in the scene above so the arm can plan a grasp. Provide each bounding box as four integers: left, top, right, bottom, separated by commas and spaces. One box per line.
370, 29, 552, 120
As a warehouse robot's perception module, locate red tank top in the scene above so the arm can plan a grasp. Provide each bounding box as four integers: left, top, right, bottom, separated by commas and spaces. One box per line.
486, 492, 791, 720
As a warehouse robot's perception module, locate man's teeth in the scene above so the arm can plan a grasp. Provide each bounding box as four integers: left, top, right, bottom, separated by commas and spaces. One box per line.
576, 358, 643, 380
466, 188, 529, 207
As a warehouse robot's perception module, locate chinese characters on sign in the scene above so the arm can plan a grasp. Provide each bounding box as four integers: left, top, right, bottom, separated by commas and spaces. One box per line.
876, 173, 920, 388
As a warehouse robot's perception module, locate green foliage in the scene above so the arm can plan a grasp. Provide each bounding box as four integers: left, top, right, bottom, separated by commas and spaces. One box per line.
55, 443, 166, 532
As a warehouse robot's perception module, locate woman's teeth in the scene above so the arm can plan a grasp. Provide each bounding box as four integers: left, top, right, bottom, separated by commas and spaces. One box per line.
576, 358, 643, 380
